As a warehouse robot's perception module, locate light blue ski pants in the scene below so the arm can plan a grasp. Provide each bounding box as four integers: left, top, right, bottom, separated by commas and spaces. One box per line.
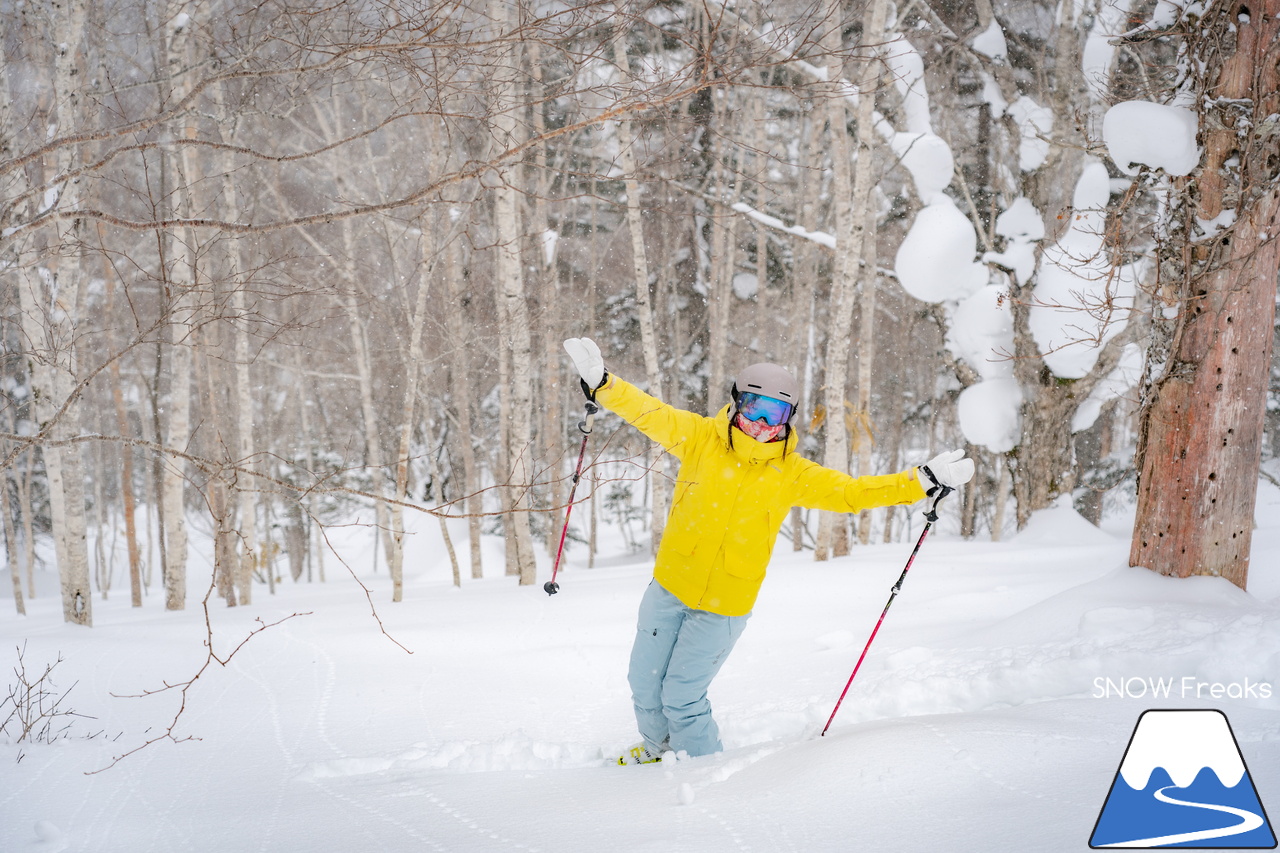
628, 580, 751, 757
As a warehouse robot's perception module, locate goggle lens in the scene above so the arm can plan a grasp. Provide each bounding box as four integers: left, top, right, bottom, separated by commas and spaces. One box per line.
738, 393, 793, 427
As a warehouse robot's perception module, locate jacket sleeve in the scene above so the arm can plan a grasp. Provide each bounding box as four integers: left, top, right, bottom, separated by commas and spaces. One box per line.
788, 456, 927, 513
593, 375, 707, 461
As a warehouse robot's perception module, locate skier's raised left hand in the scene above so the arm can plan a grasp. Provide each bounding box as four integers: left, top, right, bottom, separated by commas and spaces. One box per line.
920, 449, 974, 495
563, 337, 607, 399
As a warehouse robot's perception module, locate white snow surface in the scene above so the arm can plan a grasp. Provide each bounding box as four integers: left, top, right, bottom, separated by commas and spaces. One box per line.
3, 490, 1280, 852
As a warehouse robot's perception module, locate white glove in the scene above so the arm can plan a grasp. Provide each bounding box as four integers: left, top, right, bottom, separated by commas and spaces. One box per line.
563, 337, 606, 392
920, 449, 974, 495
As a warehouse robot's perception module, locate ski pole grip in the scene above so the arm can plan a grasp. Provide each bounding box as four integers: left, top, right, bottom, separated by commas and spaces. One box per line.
579, 400, 599, 435
924, 484, 953, 523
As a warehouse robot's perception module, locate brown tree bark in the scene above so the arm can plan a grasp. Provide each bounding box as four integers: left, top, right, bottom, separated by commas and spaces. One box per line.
1130, 0, 1280, 589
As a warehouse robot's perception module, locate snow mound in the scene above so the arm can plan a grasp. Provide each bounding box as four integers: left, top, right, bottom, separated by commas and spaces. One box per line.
1008, 497, 1116, 547
300, 735, 606, 778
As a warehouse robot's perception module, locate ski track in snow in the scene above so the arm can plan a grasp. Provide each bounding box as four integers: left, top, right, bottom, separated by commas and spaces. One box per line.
237, 623, 302, 853
309, 775, 447, 852
911, 717, 1046, 801
418, 789, 542, 852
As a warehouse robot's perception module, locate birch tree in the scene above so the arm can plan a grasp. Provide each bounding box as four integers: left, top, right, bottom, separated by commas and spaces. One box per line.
611, 26, 667, 551
14, 0, 93, 625
489, 0, 537, 585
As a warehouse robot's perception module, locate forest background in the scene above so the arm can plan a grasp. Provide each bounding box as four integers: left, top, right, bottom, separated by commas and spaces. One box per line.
3, 0, 1279, 627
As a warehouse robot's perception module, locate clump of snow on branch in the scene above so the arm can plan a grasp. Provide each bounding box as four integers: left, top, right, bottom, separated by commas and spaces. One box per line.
895, 199, 989, 304
1029, 161, 1137, 379
887, 35, 985, 303
1103, 101, 1201, 176
1082, 1, 1137, 102
882, 35, 930, 134
730, 202, 835, 249
541, 230, 559, 268
1007, 96, 1054, 171
1072, 343, 1144, 433
882, 31, 1017, 451
890, 133, 955, 205
949, 286, 1014, 382
971, 19, 1008, 63
949, 286, 1021, 452
958, 376, 1023, 452
983, 197, 1045, 286
732, 272, 759, 300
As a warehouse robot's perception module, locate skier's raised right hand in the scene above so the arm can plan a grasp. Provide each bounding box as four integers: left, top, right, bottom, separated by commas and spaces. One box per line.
563, 337, 608, 399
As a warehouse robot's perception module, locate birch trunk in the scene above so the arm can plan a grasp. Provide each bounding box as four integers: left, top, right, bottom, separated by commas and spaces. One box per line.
160, 169, 195, 610
445, 242, 484, 579
159, 6, 201, 611
819, 0, 890, 550
388, 220, 437, 602
21, 0, 93, 624
201, 340, 236, 606
105, 273, 143, 606
341, 273, 394, 570
490, 0, 536, 584
813, 0, 859, 562
611, 28, 667, 551
3, 471, 24, 615
215, 78, 257, 605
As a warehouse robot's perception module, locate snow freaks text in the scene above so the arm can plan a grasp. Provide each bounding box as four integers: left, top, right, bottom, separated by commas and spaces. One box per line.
1092, 677, 1273, 701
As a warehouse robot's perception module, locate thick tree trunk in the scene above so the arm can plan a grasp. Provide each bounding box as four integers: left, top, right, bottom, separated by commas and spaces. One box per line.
1130, 1, 1280, 590
1130, 191, 1279, 587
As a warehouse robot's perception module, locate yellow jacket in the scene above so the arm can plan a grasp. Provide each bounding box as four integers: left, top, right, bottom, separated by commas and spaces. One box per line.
595, 376, 927, 616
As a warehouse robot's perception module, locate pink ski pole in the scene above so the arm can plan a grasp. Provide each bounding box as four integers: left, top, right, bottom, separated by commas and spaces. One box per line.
544, 400, 598, 595
821, 486, 952, 736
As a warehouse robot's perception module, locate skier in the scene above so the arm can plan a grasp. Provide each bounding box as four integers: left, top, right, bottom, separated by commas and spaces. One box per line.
562, 338, 975, 765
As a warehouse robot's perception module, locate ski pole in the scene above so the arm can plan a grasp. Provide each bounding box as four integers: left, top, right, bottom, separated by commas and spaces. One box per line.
820, 484, 953, 736
544, 400, 599, 595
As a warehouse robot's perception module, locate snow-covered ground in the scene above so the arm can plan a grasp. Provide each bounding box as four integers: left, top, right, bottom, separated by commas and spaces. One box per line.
3, 485, 1279, 852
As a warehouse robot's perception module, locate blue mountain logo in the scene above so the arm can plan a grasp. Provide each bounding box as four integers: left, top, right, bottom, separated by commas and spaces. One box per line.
1091, 709, 1276, 848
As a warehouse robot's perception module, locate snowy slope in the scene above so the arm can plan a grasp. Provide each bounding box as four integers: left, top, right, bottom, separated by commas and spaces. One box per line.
2, 495, 1279, 853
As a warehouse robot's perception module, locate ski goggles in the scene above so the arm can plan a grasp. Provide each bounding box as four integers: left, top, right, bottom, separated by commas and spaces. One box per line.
737, 392, 794, 427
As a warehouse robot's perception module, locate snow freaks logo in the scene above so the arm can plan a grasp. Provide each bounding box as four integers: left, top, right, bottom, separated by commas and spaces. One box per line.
1092, 676, 1273, 701
1089, 710, 1277, 848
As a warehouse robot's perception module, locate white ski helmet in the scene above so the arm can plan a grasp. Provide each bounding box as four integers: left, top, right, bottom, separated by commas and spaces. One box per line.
731, 362, 799, 406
